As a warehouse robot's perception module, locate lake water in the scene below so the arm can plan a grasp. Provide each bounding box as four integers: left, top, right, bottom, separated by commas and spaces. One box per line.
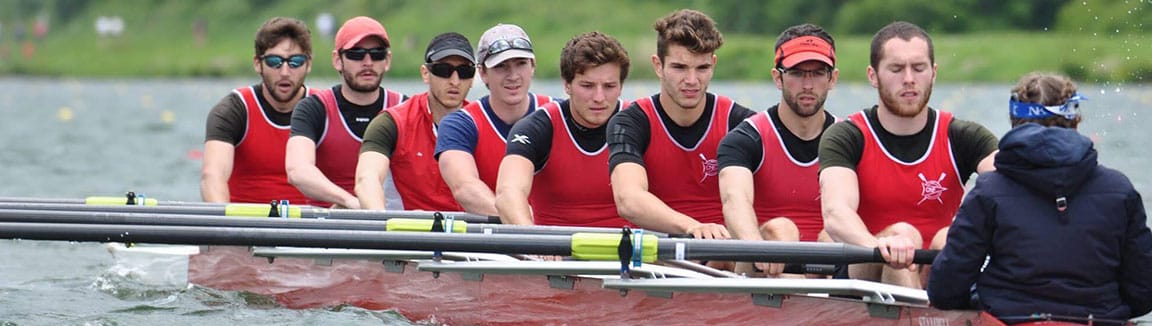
0, 77, 1148, 324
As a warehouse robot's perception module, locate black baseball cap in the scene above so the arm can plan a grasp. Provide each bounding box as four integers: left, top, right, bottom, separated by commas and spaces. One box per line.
425, 32, 475, 64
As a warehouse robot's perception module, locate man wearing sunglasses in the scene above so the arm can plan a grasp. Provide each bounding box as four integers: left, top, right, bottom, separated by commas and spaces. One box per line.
202, 17, 315, 204
287, 16, 407, 209
435, 24, 553, 216
819, 22, 998, 288
495, 32, 631, 228
718, 24, 839, 277
356, 32, 476, 211
606, 10, 755, 239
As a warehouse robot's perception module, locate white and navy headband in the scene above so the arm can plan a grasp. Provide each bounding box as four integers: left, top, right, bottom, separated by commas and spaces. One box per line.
1009, 92, 1086, 120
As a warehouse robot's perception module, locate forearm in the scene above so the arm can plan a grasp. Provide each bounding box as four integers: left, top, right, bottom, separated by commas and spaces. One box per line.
452, 181, 497, 216
288, 166, 357, 207
200, 141, 234, 203
723, 198, 762, 241
494, 189, 533, 225
720, 168, 761, 241
819, 168, 876, 246
199, 177, 229, 203
616, 191, 699, 234
354, 175, 387, 210
822, 206, 878, 247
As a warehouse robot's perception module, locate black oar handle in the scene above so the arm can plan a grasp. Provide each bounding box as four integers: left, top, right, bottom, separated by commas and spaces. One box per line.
781, 263, 838, 275
870, 248, 939, 265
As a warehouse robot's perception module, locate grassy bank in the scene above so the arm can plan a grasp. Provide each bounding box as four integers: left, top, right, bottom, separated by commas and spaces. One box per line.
0, 1, 1147, 83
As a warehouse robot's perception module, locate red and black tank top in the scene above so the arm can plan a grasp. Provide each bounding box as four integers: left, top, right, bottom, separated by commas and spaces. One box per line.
229, 86, 315, 204
849, 110, 963, 248
635, 95, 734, 225
529, 101, 630, 227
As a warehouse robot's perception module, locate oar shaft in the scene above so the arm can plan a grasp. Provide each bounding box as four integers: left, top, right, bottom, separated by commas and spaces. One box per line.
0, 222, 934, 264
653, 238, 937, 265
0, 209, 643, 237
0, 196, 222, 206
320, 209, 499, 223
0, 222, 574, 255
0, 209, 389, 231
0, 202, 498, 223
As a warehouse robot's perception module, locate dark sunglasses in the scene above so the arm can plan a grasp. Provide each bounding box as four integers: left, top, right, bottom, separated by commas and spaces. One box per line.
262, 54, 309, 69
341, 47, 388, 61
482, 37, 532, 59
426, 63, 476, 79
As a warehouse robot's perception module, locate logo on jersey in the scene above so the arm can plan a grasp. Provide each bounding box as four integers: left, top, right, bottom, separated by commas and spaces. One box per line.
699, 153, 718, 183
917, 172, 948, 205
510, 134, 531, 145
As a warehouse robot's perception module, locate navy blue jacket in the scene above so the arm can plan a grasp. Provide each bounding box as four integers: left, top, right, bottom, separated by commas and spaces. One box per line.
928, 123, 1152, 323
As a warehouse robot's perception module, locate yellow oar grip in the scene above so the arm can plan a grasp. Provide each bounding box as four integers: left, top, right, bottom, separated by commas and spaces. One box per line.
85, 196, 158, 206
570, 233, 658, 262
386, 218, 467, 233
224, 204, 302, 218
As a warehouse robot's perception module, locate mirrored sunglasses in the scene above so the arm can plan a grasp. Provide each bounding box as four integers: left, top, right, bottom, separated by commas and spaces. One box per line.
262, 54, 309, 69
426, 63, 476, 79
342, 47, 388, 61
482, 37, 532, 59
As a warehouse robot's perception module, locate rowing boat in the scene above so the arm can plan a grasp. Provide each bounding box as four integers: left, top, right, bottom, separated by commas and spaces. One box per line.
159, 245, 980, 325
0, 197, 989, 325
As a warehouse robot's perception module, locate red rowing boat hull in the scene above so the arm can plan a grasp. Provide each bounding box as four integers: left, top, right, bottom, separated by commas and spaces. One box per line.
189, 246, 985, 325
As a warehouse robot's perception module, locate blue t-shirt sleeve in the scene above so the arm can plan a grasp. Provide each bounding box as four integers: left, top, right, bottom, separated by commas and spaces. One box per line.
434, 111, 479, 160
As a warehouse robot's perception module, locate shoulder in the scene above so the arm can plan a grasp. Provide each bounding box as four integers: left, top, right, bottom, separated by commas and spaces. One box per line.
386, 93, 422, 112
616, 104, 649, 121
720, 120, 761, 148
823, 120, 864, 141
295, 95, 325, 114
1088, 165, 1137, 191
946, 117, 997, 145
729, 101, 756, 119
209, 92, 245, 117
371, 110, 397, 127
969, 171, 1018, 195
439, 111, 478, 134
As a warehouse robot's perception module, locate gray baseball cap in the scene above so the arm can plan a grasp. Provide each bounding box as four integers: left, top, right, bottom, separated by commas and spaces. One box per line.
425, 32, 475, 64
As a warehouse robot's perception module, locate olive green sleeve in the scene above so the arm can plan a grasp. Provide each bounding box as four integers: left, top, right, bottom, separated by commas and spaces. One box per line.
817, 120, 865, 173
360, 111, 399, 158
949, 119, 999, 181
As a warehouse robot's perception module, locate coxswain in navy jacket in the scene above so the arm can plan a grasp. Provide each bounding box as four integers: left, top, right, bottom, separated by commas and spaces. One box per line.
928, 123, 1152, 324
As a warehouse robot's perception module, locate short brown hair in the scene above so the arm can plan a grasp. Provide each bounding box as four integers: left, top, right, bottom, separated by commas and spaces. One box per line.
560, 31, 630, 83
254, 17, 312, 57
1010, 72, 1081, 128
869, 21, 932, 69
653, 9, 723, 61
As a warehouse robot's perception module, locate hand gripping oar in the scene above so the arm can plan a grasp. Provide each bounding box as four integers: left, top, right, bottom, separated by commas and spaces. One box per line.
0, 222, 937, 265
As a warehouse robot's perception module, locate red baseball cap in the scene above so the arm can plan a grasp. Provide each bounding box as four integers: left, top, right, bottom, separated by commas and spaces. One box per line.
775, 36, 835, 69
334, 16, 390, 51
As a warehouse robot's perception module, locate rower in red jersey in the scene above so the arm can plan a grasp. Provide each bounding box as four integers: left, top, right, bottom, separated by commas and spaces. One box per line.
285, 16, 407, 208
606, 9, 754, 239
718, 23, 839, 277
356, 32, 476, 211
495, 31, 631, 228
435, 23, 553, 216
819, 21, 998, 288
201, 17, 316, 205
